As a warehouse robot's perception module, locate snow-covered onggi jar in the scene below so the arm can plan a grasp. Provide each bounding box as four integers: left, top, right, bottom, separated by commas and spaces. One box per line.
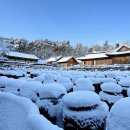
73, 78, 94, 92
107, 97, 130, 130
56, 77, 73, 93
36, 83, 67, 124
88, 77, 101, 94
99, 82, 123, 110
62, 91, 108, 130
118, 79, 130, 97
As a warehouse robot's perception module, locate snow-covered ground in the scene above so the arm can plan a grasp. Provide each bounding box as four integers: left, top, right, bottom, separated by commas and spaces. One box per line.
0, 66, 130, 130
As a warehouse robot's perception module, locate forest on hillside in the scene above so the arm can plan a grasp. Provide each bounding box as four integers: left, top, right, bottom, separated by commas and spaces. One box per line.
0, 37, 129, 59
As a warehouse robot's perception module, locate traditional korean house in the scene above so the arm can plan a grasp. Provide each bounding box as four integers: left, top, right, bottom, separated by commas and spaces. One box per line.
79, 44, 130, 66
78, 52, 112, 66
5, 51, 39, 63
106, 44, 130, 64
57, 56, 79, 67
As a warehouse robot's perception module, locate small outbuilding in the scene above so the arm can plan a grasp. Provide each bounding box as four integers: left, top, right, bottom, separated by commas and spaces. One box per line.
57, 56, 79, 67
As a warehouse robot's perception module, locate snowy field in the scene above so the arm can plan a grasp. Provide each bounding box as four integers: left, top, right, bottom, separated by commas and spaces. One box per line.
0, 66, 130, 130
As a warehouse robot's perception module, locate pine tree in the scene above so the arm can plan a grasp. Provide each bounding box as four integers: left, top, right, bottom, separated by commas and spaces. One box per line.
103, 40, 109, 51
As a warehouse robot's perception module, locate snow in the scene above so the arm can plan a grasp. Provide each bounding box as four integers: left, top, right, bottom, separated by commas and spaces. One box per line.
46, 57, 57, 62
38, 83, 67, 99
36, 83, 66, 125
57, 56, 74, 63
99, 91, 123, 104
63, 91, 101, 108
27, 114, 63, 130
0, 92, 38, 130
76, 59, 82, 63
56, 101, 64, 127
4, 78, 27, 93
101, 82, 122, 93
34, 73, 56, 83
96, 73, 105, 78
107, 50, 130, 56
85, 72, 96, 77
63, 103, 108, 129
43, 73, 55, 84
0, 56, 8, 60
1, 68, 130, 129
105, 72, 116, 79
19, 77, 34, 81
6, 51, 39, 60
0, 92, 62, 130
53, 74, 62, 81
63, 91, 108, 130
36, 99, 59, 118
0, 76, 10, 91
101, 78, 117, 83
88, 77, 101, 84
107, 97, 130, 130
115, 75, 125, 81
34, 75, 45, 82
46, 56, 62, 63
78, 53, 108, 60
70, 75, 84, 84
0, 70, 24, 77
99, 82, 123, 104
19, 81, 43, 102
56, 77, 73, 91
118, 79, 130, 90
74, 78, 94, 91
0, 77, 16, 92
60, 72, 71, 78
127, 87, 130, 97
38, 59, 46, 64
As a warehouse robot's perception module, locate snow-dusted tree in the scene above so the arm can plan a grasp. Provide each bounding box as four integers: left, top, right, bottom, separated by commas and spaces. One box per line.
14, 38, 29, 52
0, 42, 14, 57
88, 47, 93, 53
103, 40, 109, 51
73, 43, 88, 57
92, 44, 102, 51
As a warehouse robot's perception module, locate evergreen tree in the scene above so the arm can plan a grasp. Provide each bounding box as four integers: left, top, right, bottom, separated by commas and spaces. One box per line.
103, 40, 109, 51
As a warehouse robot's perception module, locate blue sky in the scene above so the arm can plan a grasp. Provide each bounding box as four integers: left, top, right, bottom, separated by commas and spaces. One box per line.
0, 0, 130, 45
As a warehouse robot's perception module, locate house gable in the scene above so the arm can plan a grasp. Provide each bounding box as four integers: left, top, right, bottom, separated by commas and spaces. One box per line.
118, 46, 130, 52
68, 57, 78, 64
58, 56, 78, 66
116, 44, 130, 52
